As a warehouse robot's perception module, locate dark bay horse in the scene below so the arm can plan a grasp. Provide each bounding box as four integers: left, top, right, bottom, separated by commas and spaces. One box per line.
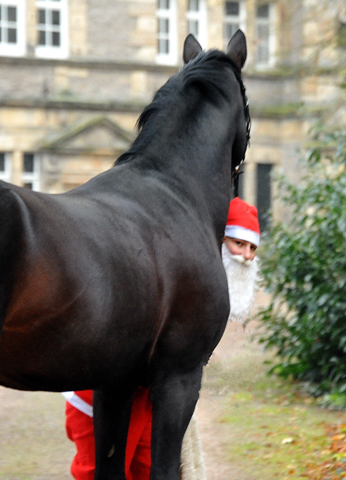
0, 30, 249, 479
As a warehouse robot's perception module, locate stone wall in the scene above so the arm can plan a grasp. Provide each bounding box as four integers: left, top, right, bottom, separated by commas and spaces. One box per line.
0, 0, 345, 222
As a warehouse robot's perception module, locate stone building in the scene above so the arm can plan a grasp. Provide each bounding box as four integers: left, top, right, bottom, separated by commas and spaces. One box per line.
0, 0, 345, 228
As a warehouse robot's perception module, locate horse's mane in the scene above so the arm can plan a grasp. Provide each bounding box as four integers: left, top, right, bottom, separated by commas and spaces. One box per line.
116, 50, 242, 166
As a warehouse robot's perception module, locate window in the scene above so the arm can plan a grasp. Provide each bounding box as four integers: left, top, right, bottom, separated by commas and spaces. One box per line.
224, 1, 246, 48
256, 163, 272, 232
22, 153, 40, 191
0, 0, 25, 56
255, 3, 275, 68
35, 0, 69, 59
0, 152, 11, 181
156, 0, 177, 65
186, 0, 207, 48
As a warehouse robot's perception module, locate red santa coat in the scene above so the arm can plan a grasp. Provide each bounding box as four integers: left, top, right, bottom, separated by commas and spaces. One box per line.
63, 388, 152, 480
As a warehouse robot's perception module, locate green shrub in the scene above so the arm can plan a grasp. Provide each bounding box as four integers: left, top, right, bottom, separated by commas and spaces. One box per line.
258, 126, 346, 398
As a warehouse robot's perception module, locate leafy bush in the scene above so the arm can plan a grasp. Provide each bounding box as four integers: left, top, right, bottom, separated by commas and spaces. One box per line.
258, 126, 346, 398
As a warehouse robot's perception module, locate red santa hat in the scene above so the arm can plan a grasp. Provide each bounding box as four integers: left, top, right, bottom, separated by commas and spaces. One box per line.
224, 197, 260, 247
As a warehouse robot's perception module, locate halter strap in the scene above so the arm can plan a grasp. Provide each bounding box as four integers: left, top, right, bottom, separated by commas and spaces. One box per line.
226, 59, 251, 198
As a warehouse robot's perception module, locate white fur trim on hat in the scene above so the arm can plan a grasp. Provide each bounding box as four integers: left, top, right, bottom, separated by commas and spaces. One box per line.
224, 225, 260, 247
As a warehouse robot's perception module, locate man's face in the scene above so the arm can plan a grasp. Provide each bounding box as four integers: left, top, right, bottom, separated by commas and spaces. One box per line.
223, 236, 257, 262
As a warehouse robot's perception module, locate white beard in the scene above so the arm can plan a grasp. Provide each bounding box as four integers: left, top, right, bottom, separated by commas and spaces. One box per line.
221, 243, 260, 325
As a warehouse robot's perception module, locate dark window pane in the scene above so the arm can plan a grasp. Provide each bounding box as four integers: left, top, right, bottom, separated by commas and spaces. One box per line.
7, 28, 16, 43
159, 18, 169, 34
158, 0, 169, 10
23, 154, 34, 173
24, 182, 33, 190
257, 23, 269, 39
0, 153, 5, 171
0, 7, 2, 20
256, 45, 269, 64
52, 10, 60, 26
257, 4, 269, 18
188, 20, 199, 36
188, 0, 199, 12
256, 24, 270, 63
226, 2, 239, 16
225, 22, 239, 39
38, 30, 46, 45
7, 6, 16, 22
52, 31, 60, 46
256, 163, 272, 232
38, 9, 45, 24
0, 27, 2, 42
158, 37, 169, 54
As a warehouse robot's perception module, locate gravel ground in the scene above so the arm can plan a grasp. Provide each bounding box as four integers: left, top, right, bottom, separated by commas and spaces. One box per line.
198, 303, 268, 480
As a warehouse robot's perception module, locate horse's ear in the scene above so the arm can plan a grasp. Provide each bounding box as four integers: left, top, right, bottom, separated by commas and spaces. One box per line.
226, 29, 247, 70
183, 34, 202, 64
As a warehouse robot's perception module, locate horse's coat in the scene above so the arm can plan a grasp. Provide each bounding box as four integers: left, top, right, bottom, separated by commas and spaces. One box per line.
0, 31, 249, 479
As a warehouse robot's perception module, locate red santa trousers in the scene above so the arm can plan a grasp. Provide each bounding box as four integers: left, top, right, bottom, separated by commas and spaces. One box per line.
65, 387, 152, 480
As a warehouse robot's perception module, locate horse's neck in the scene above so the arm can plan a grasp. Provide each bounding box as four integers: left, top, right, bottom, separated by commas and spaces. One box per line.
142, 129, 233, 241
147, 106, 234, 187
132, 88, 239, 240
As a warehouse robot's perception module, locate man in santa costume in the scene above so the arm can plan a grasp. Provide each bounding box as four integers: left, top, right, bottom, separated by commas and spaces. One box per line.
222, 196, 261, 324
62, 196, 260, 480
62, 387, 152, 480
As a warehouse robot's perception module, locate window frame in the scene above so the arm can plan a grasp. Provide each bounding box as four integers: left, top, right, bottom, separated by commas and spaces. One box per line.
186, 0, 207, 49
254, 2, 275, 69
0, 152, 11, 181
35, 0, 69, 59
224, 1, 246, 49
0, 0, 26, 57
156, 0, 178, 66
22, 152, 40, 191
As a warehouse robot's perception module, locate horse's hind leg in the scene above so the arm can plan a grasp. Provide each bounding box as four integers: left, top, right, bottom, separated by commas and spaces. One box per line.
150, 365, 203, 480
93, 387, 133, 480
